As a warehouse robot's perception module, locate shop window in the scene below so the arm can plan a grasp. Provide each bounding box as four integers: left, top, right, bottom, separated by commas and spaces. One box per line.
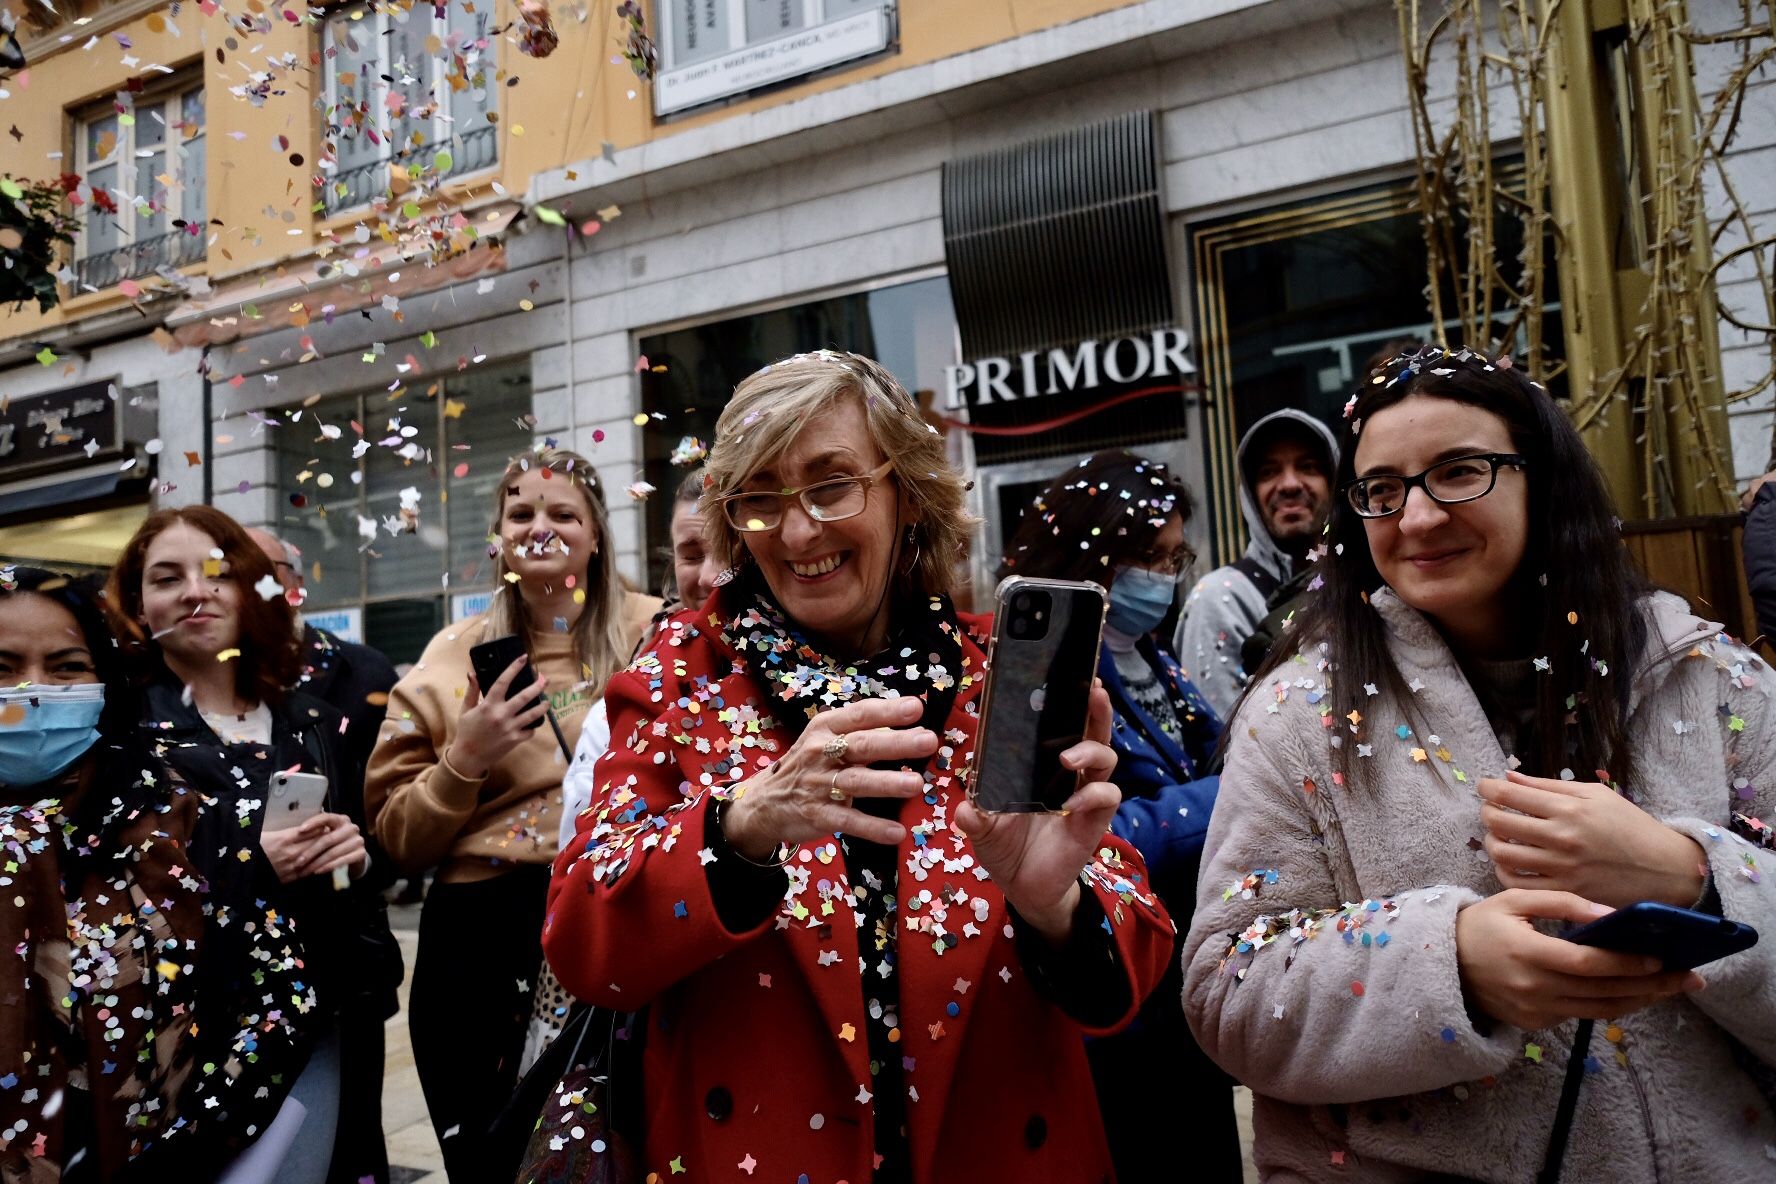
271, 361, 533, 665
70, 76, 205, 291
321, 1, 497, 215
653, 0, 896, 117
636, 273, 957, 592
1190, 169, 1563, 565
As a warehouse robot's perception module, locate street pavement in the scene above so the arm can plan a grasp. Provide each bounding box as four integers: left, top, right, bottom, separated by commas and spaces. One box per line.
378, 898, 1257, 1184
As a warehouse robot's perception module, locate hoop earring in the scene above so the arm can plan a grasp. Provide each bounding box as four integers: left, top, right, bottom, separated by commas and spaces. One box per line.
901, 525, 922, 575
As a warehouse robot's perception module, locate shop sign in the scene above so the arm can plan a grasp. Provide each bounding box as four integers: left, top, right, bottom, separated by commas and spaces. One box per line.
943, 329, 1195, 409
304, 607, 364, 645
655, 6, 891, 116
0, 381, 122, 478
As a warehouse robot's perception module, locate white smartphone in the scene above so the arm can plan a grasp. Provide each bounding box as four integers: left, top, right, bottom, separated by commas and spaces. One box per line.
264, 771, 329, 832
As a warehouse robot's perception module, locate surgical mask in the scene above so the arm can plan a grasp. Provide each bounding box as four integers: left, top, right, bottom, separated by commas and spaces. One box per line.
0, 684, 105, 788
1106, 565, 1177, 637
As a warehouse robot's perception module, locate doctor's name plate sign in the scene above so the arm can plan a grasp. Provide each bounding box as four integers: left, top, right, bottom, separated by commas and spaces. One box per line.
654, 3, 893, 116
0, 381, 123, 478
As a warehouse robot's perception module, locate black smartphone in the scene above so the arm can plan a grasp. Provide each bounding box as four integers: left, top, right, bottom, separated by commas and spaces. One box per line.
969, 576, 1107, 814
469, 634, 545, 730
1565, 901, 1758, 971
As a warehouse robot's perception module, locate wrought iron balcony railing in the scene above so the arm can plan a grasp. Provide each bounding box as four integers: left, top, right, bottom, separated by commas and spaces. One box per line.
322, 125, 499, 215
73, 227, 207, 291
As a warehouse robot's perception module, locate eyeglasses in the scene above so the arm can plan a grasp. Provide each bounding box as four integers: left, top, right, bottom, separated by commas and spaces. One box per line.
717, 460, 896, 533
1135, 546, 1196, 581
1343, 452, 1527, 519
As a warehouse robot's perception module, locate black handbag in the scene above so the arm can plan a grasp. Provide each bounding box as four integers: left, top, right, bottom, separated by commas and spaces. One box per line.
493, 1002, 645, 1184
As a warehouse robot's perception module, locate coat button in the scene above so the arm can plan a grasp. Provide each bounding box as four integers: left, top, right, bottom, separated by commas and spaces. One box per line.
705, 1086, 733, 1122
1024, 1114, 1047, 1150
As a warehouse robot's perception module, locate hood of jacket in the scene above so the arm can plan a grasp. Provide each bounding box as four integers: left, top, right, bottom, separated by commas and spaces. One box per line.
1235, 407, 1340, 584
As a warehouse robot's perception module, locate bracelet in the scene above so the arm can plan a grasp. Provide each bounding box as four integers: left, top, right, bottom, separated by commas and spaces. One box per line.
439, 745, 488, 783
713, 798, 793, 869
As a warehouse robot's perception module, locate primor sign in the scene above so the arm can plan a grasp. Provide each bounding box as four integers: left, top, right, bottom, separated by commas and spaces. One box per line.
944, 329, 1194, 409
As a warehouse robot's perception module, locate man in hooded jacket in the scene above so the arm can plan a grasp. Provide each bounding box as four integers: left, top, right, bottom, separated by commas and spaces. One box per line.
1174, 408, 1339, 716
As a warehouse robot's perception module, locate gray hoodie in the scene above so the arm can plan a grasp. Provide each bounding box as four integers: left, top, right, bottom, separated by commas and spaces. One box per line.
1185, 589, 1776, 1182
1174, 408, 1339, 716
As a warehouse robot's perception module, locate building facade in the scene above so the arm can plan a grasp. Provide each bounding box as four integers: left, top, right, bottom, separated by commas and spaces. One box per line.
2, 0, 1771, 660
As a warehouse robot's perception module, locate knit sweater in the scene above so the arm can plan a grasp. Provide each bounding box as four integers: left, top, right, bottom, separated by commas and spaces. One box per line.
365, 590, 658, 883
1184, 589, 1776, 1183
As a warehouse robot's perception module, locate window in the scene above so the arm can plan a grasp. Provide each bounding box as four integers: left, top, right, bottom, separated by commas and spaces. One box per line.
321, 1, 498, 214
72, 77, 205, 290
1190, 166, 1563, 564
653, 0, 896, 116
271, 362, 533, 665
635, 273, 957, 591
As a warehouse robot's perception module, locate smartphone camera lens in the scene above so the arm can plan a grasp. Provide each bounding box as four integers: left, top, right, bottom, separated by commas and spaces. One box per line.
1013, 593, 1032, 612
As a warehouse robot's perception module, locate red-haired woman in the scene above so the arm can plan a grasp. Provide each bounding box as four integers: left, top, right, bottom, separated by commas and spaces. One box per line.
107, 506, 386, 1184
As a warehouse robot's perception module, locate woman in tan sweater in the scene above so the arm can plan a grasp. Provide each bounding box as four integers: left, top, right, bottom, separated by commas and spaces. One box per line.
365, 447, 657, 1184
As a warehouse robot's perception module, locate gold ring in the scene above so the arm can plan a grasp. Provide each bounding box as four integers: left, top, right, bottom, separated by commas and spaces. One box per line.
822, 733, 850, 763
828, 771, 847, 803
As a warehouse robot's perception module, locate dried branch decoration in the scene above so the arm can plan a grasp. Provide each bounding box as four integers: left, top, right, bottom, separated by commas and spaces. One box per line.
1394, 0, 1775, 517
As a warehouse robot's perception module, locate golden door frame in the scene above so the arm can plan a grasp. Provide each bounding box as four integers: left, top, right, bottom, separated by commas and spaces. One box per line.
1191, 183, 1417, 566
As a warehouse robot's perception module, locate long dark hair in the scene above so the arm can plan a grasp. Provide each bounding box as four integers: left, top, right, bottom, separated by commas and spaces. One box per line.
1241, 346, 1652, 789
0, 566, 138, 738
105, 506, 302, 707
998, 450, 1194, 584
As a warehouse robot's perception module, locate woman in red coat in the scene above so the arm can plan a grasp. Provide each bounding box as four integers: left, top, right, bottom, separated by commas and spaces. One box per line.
543, 351, 1173, 1183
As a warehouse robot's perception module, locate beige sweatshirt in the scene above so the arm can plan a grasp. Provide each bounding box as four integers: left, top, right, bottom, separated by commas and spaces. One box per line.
366, 591, 659, 883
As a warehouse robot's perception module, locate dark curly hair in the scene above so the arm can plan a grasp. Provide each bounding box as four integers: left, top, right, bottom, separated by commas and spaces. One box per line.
997, 450, 1195, 585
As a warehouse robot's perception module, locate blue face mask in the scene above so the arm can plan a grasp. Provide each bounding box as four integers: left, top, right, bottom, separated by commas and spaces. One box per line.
1106, 565, 1177, 637
0, 685, 105, 789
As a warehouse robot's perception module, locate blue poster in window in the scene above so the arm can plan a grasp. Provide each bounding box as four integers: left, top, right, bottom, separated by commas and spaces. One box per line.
304, 607, 364, 645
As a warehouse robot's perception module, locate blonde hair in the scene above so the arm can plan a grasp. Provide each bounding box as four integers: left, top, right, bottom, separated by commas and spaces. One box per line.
484, 447, 629, 697
701, 351, 973, 598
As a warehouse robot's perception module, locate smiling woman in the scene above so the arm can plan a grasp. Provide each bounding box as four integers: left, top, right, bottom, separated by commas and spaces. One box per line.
1184, 346, 1776, 1182
105, 506, 385, 1184
542, 351, 1175, 1184
364, 447, 660, 1184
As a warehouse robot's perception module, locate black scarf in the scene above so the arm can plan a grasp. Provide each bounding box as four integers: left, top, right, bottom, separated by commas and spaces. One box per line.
720, 572, 963, 1182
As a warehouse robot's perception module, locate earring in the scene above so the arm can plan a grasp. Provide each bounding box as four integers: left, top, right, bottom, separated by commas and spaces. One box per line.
901, 525, 922, 574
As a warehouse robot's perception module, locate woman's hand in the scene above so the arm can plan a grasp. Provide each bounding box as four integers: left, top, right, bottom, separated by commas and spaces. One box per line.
721, 696, 938, 860
448, 654, 549, 779
1478, 771, 1708, 909
261, 813, 369, 884
1455, 889, 1704, 1030
955, 683, 1121, 944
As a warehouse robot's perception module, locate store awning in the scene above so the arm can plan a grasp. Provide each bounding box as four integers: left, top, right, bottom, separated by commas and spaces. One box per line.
940, 111, 1175, 362
0, 462, 150, 545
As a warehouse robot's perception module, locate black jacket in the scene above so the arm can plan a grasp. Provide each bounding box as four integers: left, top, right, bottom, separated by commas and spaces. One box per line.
296, 625, 401, 890
140, 678, 403, 1020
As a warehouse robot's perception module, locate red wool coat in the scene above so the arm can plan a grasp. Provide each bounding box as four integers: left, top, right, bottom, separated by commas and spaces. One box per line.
543, 604, 1174, 1184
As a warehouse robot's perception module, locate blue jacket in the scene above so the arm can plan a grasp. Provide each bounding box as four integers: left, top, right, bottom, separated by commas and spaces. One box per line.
1102, 636, 1222, 886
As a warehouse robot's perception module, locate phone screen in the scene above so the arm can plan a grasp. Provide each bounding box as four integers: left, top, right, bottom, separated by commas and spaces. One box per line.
970, 579, 1106, 813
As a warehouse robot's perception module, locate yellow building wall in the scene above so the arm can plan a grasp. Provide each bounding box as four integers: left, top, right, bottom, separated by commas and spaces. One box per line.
3, 0, 1141, 344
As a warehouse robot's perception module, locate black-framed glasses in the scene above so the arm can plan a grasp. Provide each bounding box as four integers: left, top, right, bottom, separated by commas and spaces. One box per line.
1343, 453, 1527, 519
717, 460, 896, 532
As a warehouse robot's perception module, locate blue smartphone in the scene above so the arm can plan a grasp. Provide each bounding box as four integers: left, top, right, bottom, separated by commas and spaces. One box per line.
1565, 901, 1758, 970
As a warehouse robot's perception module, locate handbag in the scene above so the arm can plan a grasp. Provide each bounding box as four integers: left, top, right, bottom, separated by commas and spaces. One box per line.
494, 1001, 645, 1184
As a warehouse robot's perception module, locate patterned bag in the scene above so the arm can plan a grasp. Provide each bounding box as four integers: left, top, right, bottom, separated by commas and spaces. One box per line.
507, 1004, 643, 1184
